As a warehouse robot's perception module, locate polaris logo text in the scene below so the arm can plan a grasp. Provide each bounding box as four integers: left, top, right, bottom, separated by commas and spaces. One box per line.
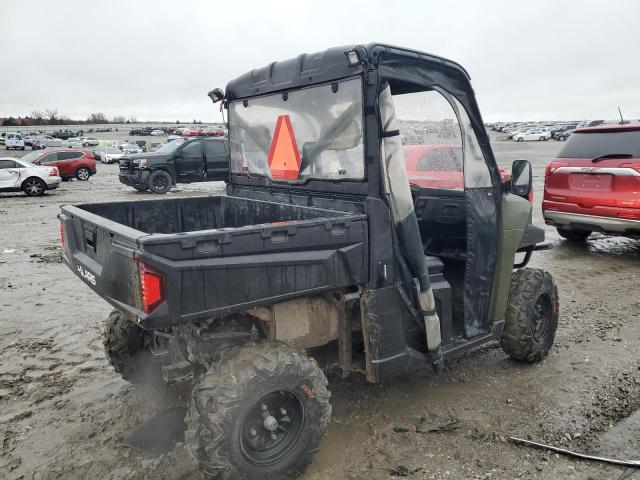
77, 265, 96, 285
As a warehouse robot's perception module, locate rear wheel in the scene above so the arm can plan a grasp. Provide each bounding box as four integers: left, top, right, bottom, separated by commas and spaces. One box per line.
517, 137, 523, 142
75, 167, 91, 181
539, 136, 545, 141
103, 309, 168, 384
22, 177, 46, 196
148, 170, 172, 194
501, 268, 559, 363
557, 227, 591, 241
187, 343, 331, 480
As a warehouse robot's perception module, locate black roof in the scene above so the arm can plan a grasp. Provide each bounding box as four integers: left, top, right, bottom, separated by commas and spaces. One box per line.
224, 43, 470, 101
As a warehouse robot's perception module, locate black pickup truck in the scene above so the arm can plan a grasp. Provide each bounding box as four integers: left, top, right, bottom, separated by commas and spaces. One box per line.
118, 137, 229, 193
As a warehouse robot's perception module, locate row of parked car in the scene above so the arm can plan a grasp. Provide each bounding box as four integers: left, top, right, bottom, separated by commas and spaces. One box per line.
488, 120, 606, 142
1, 132, 103, 150
129, 126, 226, 137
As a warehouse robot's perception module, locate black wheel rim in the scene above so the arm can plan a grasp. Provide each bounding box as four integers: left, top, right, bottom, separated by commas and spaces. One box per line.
25, 179, 43, 195
533, 294, 552, 341
153, 175, 169, 191
240, 390, 305, 465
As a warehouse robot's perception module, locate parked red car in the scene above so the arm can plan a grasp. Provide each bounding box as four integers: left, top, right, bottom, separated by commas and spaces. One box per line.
20, 148, 97, 181
204, 128, 225, 136
543, 123, 640, 240
404, 144, 512, 189
184, 128, 205, 137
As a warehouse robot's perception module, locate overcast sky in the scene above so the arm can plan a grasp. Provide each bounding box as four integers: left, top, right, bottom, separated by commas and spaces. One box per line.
1, 0, 639, 123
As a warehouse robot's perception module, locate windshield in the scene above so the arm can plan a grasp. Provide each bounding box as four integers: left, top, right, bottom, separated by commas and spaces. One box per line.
155, 141, 183, 154
19, 151, 42, 163
559, 129, 640, 158
229, 77, 364, 181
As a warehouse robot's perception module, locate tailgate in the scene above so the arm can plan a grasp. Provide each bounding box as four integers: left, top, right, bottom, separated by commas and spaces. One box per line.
546, 163, 640, 209
59, 204, 145, 318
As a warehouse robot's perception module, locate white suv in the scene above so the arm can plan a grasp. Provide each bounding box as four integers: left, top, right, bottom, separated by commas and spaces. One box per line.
5, 132, 25, 151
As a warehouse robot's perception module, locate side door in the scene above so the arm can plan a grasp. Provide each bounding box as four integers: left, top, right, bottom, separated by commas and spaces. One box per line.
58, 151, 84, 175
174, 140, 204, 182
0, 159, 21, 189
204, 140, 229, 181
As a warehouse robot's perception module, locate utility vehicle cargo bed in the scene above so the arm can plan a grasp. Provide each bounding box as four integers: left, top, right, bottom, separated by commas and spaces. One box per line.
59, 196, 368, 328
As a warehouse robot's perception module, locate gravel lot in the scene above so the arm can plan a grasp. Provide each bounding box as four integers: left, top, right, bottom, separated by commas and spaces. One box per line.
1, 132, 639, 480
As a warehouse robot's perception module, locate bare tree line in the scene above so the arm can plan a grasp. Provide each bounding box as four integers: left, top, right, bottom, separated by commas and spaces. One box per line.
1, 110, 138, 126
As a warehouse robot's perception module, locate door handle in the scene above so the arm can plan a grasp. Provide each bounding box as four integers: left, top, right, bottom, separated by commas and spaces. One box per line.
7, 169, 18, 174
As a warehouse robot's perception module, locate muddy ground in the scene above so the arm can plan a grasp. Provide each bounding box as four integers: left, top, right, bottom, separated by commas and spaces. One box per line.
1, 132, 639, 480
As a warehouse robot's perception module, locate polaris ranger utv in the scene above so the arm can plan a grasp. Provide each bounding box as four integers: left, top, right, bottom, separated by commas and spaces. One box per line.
59, 43, 558, 480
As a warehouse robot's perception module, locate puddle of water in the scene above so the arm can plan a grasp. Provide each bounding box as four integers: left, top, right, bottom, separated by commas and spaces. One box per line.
550, 233, 640, 262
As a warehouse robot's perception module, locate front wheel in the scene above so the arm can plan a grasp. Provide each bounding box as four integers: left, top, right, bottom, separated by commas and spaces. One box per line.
501, 268, 559, 363
517, 137, 523, 142
76, 167, 91, 181
187, 343, 331, 480
148, 170, 173, 194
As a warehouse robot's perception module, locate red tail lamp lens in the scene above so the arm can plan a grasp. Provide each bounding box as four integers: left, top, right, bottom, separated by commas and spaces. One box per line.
545, 161, 569, 177
60, 221, 65, 249
139, 263, 165, 313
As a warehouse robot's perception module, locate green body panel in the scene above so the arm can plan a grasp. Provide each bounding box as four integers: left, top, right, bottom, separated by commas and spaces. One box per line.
488, 194, 532, 323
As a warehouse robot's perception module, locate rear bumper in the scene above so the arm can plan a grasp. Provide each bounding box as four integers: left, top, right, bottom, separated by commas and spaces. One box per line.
45, 177, 61, 189
544, 210, 640, 233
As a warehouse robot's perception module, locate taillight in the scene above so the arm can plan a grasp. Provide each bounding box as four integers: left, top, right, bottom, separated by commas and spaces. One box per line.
49, 167, 59, 176
60, 221, 65, 249
139, 262, 165, 313
545, 161, 569, 177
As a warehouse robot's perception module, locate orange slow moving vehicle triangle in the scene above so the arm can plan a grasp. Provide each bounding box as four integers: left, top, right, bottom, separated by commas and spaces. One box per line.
267, 115, 301, 180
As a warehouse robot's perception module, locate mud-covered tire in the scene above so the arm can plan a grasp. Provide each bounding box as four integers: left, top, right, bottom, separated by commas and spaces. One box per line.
103, 309, 166, 383
557, 227, 591, 241
501, 268, 559, 363
187, 342, 331, 480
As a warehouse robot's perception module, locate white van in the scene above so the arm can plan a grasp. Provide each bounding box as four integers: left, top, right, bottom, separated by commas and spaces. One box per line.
5, 132, 25, 151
